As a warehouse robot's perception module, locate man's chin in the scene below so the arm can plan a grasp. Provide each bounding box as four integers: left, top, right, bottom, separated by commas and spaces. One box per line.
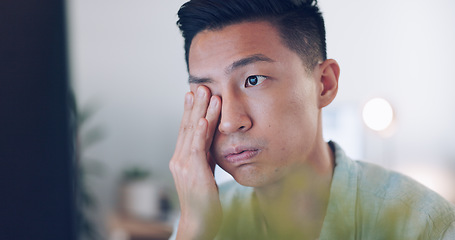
230, 171, 274, 188
216, 162, 276, 187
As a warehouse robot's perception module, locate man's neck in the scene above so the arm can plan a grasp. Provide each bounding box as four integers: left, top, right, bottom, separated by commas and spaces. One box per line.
253, 141, 335, 238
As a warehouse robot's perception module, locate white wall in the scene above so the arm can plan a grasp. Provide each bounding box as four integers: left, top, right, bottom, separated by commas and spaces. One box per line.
320, 0, 455, 199
68, 0, 455, 235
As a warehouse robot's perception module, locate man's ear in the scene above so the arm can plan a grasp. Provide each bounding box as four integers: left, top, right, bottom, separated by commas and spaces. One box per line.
317, 59, 340, 108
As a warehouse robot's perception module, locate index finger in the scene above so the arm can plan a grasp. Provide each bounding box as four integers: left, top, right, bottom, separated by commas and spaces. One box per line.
204, 95, 221, 151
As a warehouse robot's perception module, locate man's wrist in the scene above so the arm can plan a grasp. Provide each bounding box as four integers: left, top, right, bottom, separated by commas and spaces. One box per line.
176, 216, 218, 240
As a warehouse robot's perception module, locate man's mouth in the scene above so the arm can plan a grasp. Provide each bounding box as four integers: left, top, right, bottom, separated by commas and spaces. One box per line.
223, 148, 260, 163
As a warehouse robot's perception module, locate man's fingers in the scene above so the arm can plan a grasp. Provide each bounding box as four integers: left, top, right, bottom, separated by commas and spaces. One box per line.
190, 86, 211, 124
181, 86, 211, 153
191, 118, 210, 165
174, 86, 218, 168
175, 92, 194, 149
205, 95, 221, 148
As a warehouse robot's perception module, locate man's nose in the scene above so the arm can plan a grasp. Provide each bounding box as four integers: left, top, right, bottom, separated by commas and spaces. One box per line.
218, 93, 252, 134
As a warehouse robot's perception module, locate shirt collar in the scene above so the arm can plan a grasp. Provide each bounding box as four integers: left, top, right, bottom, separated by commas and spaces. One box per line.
319, 141, 358, 239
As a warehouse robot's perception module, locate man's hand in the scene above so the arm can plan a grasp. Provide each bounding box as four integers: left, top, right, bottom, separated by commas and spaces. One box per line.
169, 86, 222, 240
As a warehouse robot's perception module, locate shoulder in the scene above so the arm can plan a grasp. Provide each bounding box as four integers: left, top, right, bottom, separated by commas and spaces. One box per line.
329, 141, 455, 238
355, 160, 453, 212
356, 160, 428, 201
354, 160, 455, 239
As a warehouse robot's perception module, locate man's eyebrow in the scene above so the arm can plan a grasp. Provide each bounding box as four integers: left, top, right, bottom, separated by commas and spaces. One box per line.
226, 54, 275, 74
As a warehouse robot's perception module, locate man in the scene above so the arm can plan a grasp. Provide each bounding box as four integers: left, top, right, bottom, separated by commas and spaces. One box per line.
169, 0, 455, 239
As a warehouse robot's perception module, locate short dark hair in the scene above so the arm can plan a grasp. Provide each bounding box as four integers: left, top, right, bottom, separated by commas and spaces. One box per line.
177, 0, 327, 72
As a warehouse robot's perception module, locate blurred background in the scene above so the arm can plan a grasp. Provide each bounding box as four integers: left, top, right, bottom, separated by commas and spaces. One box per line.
67, 0, 455, 239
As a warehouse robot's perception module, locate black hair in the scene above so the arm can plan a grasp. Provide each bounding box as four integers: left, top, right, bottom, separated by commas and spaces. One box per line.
176, 0, 327, 72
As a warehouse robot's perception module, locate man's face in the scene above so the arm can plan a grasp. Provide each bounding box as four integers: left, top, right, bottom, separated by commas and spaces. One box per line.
188, 21, 322, 187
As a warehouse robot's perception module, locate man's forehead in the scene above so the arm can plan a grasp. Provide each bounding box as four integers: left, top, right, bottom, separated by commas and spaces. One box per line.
188, 21, 285, 75
189, 21, 280, 59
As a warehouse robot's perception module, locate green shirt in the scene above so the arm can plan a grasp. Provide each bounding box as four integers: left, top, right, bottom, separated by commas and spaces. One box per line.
319, 142, 455, 239
170, 142, 455, 239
